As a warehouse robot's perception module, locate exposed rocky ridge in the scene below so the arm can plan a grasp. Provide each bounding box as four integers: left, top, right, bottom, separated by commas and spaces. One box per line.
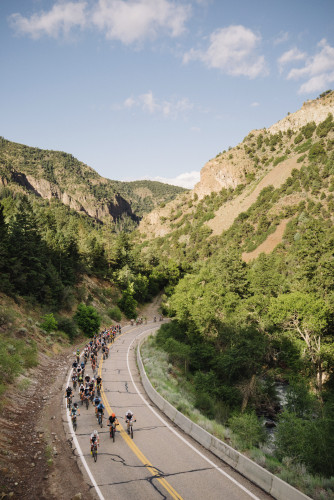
194, 91, 334, 199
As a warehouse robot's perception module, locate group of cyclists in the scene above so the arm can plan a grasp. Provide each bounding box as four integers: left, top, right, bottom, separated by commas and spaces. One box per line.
64, 324, 136, 457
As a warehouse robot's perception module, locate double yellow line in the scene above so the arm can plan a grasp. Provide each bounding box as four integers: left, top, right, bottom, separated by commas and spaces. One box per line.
98, 334, 183, 500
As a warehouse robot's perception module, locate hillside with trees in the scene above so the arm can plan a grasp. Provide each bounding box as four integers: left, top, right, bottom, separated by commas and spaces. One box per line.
136, 92, 334, 498
1, 91, 334, 499
0, 137, 186, 231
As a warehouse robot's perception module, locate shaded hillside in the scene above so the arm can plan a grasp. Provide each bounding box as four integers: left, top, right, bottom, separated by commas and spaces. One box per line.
0, 137, 186, 229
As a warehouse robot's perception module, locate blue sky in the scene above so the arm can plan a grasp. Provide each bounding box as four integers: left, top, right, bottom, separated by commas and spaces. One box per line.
1, 0, 334, 188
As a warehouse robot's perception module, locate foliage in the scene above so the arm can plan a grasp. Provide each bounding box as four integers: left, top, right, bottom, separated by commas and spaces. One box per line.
73, 303, 101, 337
275, 409, 334, 476
108, 306, 122, 322
118, 285, 137, 319
316, 113, 333, 138
40, 313, 58, 333
228, 412, 266, 449
56, 316, 78, 341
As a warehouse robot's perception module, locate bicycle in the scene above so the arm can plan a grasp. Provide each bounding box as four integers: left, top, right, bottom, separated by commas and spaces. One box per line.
72, 379, 77, 391
127, 420, 136, 439
91, 442, 98, 462
72, 414, 78, 432
108, 422, 117, 442
103, 351, 106, 360
84, 396, 89, 409
97, 384, 101, 397
66, 395, 73, 409
98, 411, 104, 428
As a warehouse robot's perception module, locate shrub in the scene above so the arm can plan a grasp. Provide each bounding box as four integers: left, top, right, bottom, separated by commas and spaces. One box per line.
273, 155, 287, 166
228, 412, 266, 449
108, 306, 122, 322
308, 142, 326, 162
40, 313, 57, 333
118, 287, 137, 319
56, 317, 78, 341
294, 133, 303, 145
316, 113, 333, 137
73, 303, 101, 337
301, 121, 316, 139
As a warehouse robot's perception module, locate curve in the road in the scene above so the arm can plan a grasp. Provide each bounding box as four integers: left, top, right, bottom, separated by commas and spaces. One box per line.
65, 324, 271, 500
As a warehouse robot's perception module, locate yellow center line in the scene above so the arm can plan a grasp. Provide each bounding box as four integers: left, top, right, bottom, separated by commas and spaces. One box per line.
98, 332, 183, 500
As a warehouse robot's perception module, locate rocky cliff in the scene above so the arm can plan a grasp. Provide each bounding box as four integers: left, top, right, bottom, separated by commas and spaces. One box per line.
194, 91, 334, 199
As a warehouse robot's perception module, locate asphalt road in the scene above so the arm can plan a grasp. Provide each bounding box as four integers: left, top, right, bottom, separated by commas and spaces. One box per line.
67, 323, 273, 500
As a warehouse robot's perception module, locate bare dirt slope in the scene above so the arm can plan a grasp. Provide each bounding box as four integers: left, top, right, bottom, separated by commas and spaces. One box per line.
242, 218, 290, 263
207, 156, 300, 236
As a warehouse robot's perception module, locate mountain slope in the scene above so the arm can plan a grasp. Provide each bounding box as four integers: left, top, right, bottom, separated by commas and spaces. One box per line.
0, 138, 186, 228
139, 91, 334, 245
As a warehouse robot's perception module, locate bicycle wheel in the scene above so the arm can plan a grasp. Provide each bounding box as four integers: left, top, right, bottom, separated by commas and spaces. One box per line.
73, 419, 77, 432
86, 398, 89, 409
130, 425, 133, 439
113, 425, 115, 442
93, 449, 97, 462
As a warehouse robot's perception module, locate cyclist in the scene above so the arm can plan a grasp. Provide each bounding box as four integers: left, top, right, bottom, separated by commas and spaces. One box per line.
107, 412, 118, 433
90, 430, 99, 454
96, 376, 102, 393
84, 385, 90, 403
85, 374, 90, 385
89, 378, 95, 392
65, 386, 73, 407
79, 383, 85, 402
72, 360, 78, 371
72, 372, 78, 389
125, 409, 136, 434
93, 395, 101, 416
71, 402, 80, 423
96, 401, 105, 425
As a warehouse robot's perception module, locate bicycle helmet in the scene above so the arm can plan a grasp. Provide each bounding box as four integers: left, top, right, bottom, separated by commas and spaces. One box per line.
112, 413, 115, 417
94, 430, 98, 435
74, 403, 78, 408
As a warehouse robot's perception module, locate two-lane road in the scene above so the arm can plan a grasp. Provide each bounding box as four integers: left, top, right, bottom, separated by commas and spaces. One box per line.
66, 323, 273, 500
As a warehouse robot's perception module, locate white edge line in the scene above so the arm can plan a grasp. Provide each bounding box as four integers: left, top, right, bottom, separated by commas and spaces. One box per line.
66, 356, 105, 500
126, 328, 261, 500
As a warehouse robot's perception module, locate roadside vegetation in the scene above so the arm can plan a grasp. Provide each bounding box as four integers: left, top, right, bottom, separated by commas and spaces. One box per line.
142, 335, 334, 500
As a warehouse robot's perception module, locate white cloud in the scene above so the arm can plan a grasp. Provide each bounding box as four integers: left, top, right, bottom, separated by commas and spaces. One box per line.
183, 25, 267, 78
277, 47, 306, 73
150, 171, 200, 189
286, 39, 334, 94
122, 91, 193, 118
124, 97, 136, 108
251, 101, 259, 107
9, 0, 191, 43
9, 1, 87, 39
92, 0, 191, 44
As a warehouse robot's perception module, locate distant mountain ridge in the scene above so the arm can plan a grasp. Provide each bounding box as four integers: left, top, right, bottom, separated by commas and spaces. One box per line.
0, 138, 186, 228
